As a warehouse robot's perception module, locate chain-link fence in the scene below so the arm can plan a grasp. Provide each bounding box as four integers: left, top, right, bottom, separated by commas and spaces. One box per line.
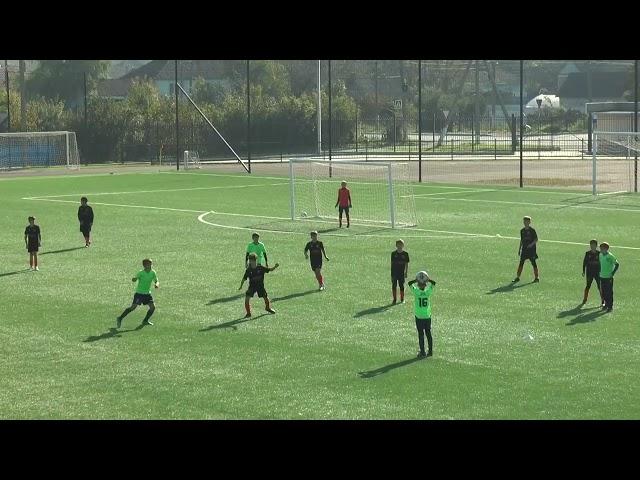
1, 59, 638, 190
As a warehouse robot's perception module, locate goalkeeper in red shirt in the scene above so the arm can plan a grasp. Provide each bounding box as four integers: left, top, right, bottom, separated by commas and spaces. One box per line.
335, 180, 352, 228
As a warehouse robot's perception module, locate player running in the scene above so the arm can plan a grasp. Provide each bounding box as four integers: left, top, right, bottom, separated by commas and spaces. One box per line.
304, 231, 330, 291
116, 258, 159, 328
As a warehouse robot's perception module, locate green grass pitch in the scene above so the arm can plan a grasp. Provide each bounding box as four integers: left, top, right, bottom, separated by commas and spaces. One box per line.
1, 168, 639, 419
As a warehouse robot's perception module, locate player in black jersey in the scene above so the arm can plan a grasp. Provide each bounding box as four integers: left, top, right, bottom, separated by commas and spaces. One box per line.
391, 239, 410, 304
582, 239, 603, 306
24, 216, 42, 271
304, 231, 330, 291
77, 197, 94, 247
513, 216, 539, 283
239, 252, 279, 318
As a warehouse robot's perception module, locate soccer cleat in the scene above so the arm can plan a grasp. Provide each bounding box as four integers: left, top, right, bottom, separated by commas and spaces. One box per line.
533, 278, 539, 283
116, 317, 122, 329
606, 308, 613, 313
142, 320, 154, 326
417, 351, 427, 359
512, 277, 520, 283
319, 285, 325, 291
427, 351, 433, 357
34, 267, 39, 271
266, 307, 276, 314
244, 312, 252, 318
392, 300, 397, 305
85, 244, 89, 248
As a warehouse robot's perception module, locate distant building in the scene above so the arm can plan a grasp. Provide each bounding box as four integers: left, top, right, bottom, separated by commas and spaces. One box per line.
557, 62, 631, 111
97, 60, 233, 99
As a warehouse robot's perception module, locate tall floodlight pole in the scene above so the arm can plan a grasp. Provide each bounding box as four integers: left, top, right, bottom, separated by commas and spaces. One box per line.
317, 60, 322, 155
328, 59, 332, 177
247, 59, 251, 174
519, 60, 524, 188
4, 60, 10, 132
175, 60, 180, 171
634, 59, 638, 193
418, 59, 422, 182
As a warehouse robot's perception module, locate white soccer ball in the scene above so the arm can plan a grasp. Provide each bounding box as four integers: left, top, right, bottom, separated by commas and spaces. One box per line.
416, 271, 429, 283
301, 211, 308, 218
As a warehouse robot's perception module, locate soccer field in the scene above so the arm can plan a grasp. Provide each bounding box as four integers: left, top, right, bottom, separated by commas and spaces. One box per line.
1, 167, 639, 419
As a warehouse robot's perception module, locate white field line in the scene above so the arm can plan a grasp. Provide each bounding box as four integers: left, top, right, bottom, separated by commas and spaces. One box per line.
23, 195, 640, 250
24, 197, 206, 214
197, 212, 483, 239
161, 171, 592, 195
419, 196, 640, 214
598, 190, 628, 196
22, 182, 290, 200
411, 189, 496, 197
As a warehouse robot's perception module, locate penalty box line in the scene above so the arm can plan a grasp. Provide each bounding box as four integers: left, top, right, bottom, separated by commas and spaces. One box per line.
23, 196, 640, 250
21, 182, 290, 200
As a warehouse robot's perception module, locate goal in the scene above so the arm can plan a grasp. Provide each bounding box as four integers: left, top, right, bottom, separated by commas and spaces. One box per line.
289, 159, 418, 228
592, 130, 639, 195
0, 131, 80, 170
184, 150, 201, 169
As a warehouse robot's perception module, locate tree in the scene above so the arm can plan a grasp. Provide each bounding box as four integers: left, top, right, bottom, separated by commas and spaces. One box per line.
26, 60, 109, 107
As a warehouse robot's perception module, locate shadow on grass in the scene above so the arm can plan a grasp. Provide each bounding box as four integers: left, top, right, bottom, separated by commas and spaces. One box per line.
0, 268, 31, 278
200, 313, 270, 331
562, 307, 608, 326
486, 280, 535, 294
207, 293, 244, 306
40, 247, 86, 255
358, 357, 424, 378
557, 304, 598, 319
83, 324, 145, 342
353, 303, 395, 318
271, 289, 317, 302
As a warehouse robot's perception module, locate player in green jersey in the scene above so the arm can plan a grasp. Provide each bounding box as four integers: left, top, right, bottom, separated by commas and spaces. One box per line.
407, 271, 437, 358
116, 258, 159, 328
599, 242, 619, 313
245, 232, 268, 267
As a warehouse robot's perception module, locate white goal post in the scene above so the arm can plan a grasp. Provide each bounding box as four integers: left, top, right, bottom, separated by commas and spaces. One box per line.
289, 159, 418, 228
0, 131, 80, 170
184, 150, 201, 169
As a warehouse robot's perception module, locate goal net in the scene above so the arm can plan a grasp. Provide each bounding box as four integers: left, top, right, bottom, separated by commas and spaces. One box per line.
184, 150, 201, 169
592, 130, 639, 194
289, 159, 418, 228
0, 131, 80, 171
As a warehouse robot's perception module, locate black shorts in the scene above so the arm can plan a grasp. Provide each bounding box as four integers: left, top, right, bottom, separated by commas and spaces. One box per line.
310, 260, 322, 271
133, 293, 154, 305
392, 272, 406, 287
586, 271, 601, 287
27, 240, 39, 253
415, 317, 432, 330
520, 252, 538, 261
80, 223, 92, 235
246, 285, 267, 298
339, 206, 350, 215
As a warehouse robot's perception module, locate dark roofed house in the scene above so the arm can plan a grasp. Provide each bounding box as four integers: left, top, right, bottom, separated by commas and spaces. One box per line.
119, 60, 232, 97
97, 78, 134, 100
558, 71, 629, 111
